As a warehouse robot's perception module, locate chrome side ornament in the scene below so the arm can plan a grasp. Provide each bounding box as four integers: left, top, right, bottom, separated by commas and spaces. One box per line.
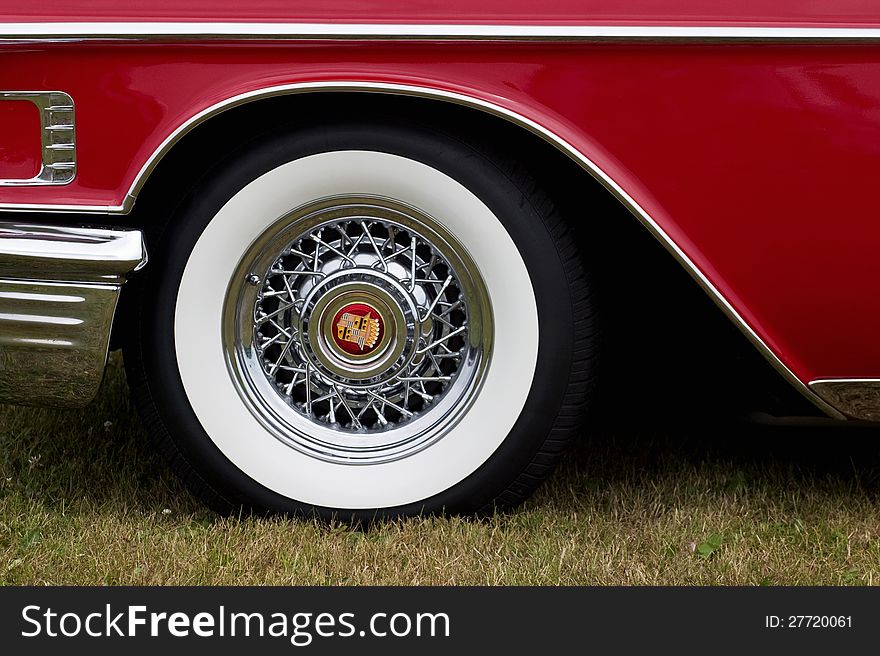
0, 91, 76, 186
0, 223, 146, 406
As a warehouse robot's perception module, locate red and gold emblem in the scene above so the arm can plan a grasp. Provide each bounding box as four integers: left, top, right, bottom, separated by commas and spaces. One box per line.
333, 303, 383, 355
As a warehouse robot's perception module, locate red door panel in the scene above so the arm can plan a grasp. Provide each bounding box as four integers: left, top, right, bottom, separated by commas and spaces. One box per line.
0, 41, 878, 385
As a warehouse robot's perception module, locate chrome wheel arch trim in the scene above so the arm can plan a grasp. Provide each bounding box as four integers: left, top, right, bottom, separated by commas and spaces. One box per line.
0, 79, 844, 418
3, 23, 880, 42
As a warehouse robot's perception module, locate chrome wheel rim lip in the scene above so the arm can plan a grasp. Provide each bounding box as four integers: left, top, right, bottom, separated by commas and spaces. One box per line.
223, 195, 493, 465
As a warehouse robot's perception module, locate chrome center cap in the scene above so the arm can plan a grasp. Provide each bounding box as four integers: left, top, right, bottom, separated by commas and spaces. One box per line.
300, 270, 417, 384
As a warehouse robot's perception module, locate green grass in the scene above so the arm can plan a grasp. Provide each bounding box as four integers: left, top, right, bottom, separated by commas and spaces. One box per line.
1, 354, 879, 585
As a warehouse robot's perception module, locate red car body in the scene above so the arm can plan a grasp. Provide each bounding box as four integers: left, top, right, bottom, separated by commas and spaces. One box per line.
2, 1, 880, 421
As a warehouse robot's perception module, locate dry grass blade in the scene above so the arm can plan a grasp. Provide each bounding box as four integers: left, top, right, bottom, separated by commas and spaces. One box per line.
0, 355, 878, 585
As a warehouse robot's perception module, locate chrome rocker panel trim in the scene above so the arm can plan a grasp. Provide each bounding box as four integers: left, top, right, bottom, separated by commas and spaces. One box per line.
0, 222, 146, 406
0, 80, 844, 418
0, 91, 76, 187
809, 379, 880, 422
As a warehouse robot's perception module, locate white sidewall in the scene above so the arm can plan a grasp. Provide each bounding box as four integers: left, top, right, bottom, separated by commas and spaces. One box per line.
174, 150, 538, 508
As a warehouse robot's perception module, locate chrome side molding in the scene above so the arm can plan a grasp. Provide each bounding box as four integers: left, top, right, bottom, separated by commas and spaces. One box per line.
4, 23, 880, 42
809, 379, 880, 422
0, 223, 146, 406
0, 91, 76, 186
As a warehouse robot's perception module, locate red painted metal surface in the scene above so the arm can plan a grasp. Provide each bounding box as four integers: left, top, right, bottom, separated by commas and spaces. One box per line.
0, 99, 40, 179
0, 38, 879, 388
1, 1, 880, 27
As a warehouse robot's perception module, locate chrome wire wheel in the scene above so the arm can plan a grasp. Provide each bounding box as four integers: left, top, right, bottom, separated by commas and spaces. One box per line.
224, 196, 492, 464
138, 129, 590, 517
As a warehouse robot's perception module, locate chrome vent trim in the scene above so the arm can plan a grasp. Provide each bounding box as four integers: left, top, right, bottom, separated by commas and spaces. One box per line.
0, 91, 76, 186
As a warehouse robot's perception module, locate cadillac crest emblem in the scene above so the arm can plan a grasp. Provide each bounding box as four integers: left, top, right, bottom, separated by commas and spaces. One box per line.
333, 303, 383, 354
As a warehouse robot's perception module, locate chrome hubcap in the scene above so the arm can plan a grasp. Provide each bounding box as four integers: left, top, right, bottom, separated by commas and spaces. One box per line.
224, 196, 492, 464
303, 274, 413, 384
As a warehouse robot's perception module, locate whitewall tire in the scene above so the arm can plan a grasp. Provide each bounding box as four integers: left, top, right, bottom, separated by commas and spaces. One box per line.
124, 114, 596, 518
